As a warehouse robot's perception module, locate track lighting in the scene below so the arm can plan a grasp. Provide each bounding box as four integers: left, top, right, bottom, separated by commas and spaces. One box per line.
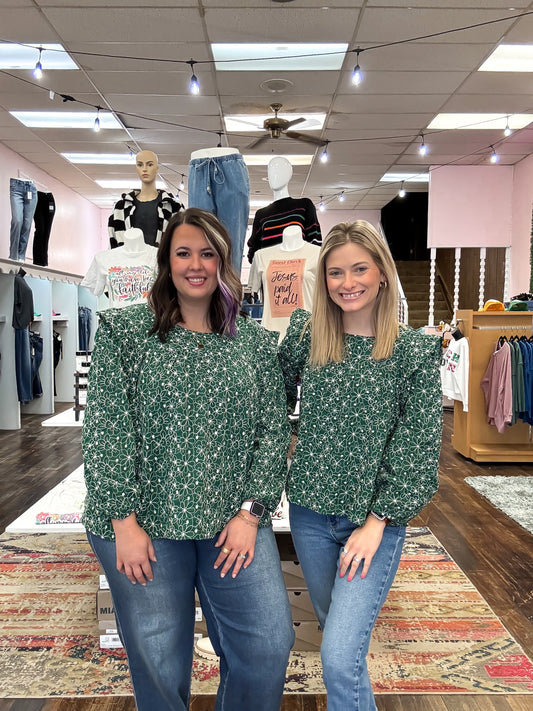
179, 175, 185, 191
188, 60, 200, 95
398, 182, 406, 198
93, 107, 101, 133
504, 117, 512, 137
320, 142, 329, 163
351, 49, 362, 86
490, 145, 499, 163
418, 133, 427, 156
33, 47, 43, 80
318, 196, 326, 212
338, 191, 345, 202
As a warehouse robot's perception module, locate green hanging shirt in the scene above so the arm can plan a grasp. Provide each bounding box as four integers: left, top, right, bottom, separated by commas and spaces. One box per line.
278, 309, 442, 527
82, 303, 290, 541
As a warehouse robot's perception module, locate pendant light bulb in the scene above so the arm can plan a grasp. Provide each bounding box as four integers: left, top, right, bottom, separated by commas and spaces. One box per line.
338, 191, 345, 202
320, 143, 329, 163
398, 182, 406, 198
351, 50, 362, 86
33, 48, 43, 80
318, 196, 326, 212
188, 60, 200, 95
93, 107, 101, 133
418, 133, 427, 156
179, 175, 185, 191
504, 117, 512, 137
490, 146, 499, 163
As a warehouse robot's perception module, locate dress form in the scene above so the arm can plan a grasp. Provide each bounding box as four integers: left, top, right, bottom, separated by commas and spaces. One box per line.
123, 228, 147, 253
191, 147, 240, 159
268, 156, 292, 201
281, 225, 305, 252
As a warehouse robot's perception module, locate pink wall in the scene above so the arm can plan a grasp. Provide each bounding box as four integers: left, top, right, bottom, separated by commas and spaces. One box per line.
511, 154, 533, 293
318, 209, 381, 237
0, 143, 108, 275
428, 165, 513, 249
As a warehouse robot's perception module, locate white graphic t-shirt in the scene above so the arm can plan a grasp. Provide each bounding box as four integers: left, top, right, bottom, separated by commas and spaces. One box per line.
82, 246, 158, 308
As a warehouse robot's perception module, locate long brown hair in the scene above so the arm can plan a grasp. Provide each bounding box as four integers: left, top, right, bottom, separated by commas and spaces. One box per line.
309, 221, 400, 364
148, 208, 243, 341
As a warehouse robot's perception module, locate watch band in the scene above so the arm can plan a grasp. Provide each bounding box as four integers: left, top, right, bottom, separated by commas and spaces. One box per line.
370, 510, 389, 523
241, 500, 265, 518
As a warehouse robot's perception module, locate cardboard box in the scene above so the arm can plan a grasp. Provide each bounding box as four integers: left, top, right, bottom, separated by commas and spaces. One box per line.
292, 621, 322, 651
281, 560, 307, 591
288, 590, 317, 622
97, 589, 115, 620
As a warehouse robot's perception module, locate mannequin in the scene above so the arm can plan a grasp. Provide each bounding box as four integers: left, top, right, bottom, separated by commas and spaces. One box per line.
248, 224, 320, 342
108, 150, 182, 249
188, 146, 250, 275
247, 157, 322, 264
82, 228, 158, 308
9, 177, 38, 262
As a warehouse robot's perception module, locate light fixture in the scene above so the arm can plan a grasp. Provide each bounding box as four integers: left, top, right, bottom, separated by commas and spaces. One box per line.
10, 110, 123, 129
380, 172, 429, 183
61, 153, 136, 165
0, 43, 77, 70
33, 47, 43, 79
338, 191, 345, 202
320, 142, 329, 163
188, 59, 200, 95
211, 43, 348, 72
351, 49, 362, 86
93, 107, 101, 133
418, 133, 427, 156
490, 145, 499, 163
428, 113, 532, 130
478, 44, 533, 72
318, 196, 326, 212
398, 182, 406, 198
225, 112, 325, 133
242, 154, 313, 166
504, 117, 512, 137
179, 174, 185, 191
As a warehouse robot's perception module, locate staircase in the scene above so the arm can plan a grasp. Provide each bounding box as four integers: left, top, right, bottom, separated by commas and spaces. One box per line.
395, 261, 452, 330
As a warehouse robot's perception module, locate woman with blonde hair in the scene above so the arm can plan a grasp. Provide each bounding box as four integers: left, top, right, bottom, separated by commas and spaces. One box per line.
279, 220, 442, 711
83, 208, 293, 711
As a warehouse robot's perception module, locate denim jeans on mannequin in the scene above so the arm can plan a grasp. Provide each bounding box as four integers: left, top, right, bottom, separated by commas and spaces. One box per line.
188, 154, 250, 275
32, 191, 56, 266
87, 526, 294, 711
15, 328, 33, 402
289, 502, 406, 711
78, 307, 92, 352
9, 178, 38, 261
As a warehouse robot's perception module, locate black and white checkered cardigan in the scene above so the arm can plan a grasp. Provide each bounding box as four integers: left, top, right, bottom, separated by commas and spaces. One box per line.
108, 189, 183, 248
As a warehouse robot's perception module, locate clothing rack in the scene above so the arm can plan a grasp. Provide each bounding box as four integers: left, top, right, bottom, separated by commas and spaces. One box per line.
452, 310, 533, 462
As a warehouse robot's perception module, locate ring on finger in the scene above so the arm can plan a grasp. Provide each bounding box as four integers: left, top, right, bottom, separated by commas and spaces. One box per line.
238, 553, 247, 560
354, 557, 360, 562
341, 547, 348, 555
222, 546, 231, 555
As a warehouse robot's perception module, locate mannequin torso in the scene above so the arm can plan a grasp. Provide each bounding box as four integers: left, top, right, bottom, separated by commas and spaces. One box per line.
280, 225, 305, 252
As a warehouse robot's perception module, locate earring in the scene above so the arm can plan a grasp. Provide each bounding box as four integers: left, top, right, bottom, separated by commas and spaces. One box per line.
380, 280, 388, 288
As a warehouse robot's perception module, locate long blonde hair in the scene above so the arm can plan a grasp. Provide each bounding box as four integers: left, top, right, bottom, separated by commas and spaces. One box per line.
309, 221, 400, 365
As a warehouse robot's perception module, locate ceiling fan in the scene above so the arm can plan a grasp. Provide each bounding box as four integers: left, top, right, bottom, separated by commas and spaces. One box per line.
246, 103, 327, 149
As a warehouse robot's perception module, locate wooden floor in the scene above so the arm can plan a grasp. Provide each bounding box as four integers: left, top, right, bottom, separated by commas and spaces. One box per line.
0, 405, 532, 711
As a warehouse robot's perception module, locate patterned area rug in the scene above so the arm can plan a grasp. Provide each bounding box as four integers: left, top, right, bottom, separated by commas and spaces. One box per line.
0, 527, 531, 697
465, 475, 533, 535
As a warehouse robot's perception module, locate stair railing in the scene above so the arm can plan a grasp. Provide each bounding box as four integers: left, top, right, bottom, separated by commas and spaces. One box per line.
377, 223, 409, 325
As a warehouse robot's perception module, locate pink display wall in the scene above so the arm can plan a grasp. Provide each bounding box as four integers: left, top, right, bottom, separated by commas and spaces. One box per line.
512, 153, 533, 293
0, 143, 108, 275
318, 209, 381, 237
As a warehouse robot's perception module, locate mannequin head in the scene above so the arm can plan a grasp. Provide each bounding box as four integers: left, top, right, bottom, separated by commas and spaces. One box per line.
136, 150, 159, 186
267, 156, 293, 194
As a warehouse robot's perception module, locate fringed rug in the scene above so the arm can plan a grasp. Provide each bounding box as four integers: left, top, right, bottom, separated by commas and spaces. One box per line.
0, 527, 531, 697
465, 475, 533, 535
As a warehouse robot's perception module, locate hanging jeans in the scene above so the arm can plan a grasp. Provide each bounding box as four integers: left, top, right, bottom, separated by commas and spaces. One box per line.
30, 331, 43, 398
188, 153, 250, 276
15, 328, 33, 402
78, 307, 92, 352
9, 178, 38, 262
33, 191, 56, 266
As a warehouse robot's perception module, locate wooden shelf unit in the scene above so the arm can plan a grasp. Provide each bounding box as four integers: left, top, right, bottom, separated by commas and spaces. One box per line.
452, 309, 533, 462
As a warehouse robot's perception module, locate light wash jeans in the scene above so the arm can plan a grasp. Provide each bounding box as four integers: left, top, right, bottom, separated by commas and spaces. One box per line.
9, 178, 38, 261
289, 502, 406, 711
187, 153, 250, 274
87, 526, 294, 711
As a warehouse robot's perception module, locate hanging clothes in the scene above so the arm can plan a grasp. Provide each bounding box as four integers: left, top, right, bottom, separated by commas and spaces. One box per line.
440, 335, 469, 411
481, 339, 512, 433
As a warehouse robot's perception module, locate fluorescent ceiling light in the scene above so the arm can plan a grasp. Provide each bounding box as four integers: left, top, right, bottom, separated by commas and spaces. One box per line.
62, 153, 135, 165
380, 173, 429, 183
243, 154, 313, 166
250, 200, 271, 208
0, 43, 78, 70
212, 43, 348, 71
95, 179, 167, 189
10, 111, 123, 129
427, 113, 532, 130
225, 113, 325, 133
479, 44, 533, 72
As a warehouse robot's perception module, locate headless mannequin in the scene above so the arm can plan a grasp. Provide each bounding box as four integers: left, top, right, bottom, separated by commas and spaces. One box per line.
190, 147, 240, 159
122, 227, 148, 253
135, 150, 160, 202
268, 156, 293, 201
281, 225, 305, 252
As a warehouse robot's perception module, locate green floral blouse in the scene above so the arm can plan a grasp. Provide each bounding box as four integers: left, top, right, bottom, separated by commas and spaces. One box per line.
82, 303, 290, 540
278, 309, 442, 526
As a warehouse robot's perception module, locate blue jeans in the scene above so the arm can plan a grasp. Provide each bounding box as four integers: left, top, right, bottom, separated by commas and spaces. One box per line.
78, 306, 92, 352
289, 503, 406, 711
15, 327, 33, 402
87, 527, 294, 711
10, 178, 38, 261
188, 153, 250, 275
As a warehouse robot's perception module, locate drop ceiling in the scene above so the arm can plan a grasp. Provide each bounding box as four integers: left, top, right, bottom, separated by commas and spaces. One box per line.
0, 0, 532, 214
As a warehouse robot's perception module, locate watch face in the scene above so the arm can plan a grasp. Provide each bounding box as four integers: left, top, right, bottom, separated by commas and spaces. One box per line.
250, 501, 265, 517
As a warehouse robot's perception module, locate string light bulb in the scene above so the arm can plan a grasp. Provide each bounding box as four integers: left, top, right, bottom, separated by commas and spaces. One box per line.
398, 182, 406, 198
179, 175, 185, 191
504, 117, 512, 137
93, 107, 101, 133
338, 191, 345, 202
188, 60, 200, 95
490, 145, 499, 163
318, 196, 326, 212
351, 49, 362, 86
320, 142, 329, 163
33, 47, 43, 80
418, 133, 427, 156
